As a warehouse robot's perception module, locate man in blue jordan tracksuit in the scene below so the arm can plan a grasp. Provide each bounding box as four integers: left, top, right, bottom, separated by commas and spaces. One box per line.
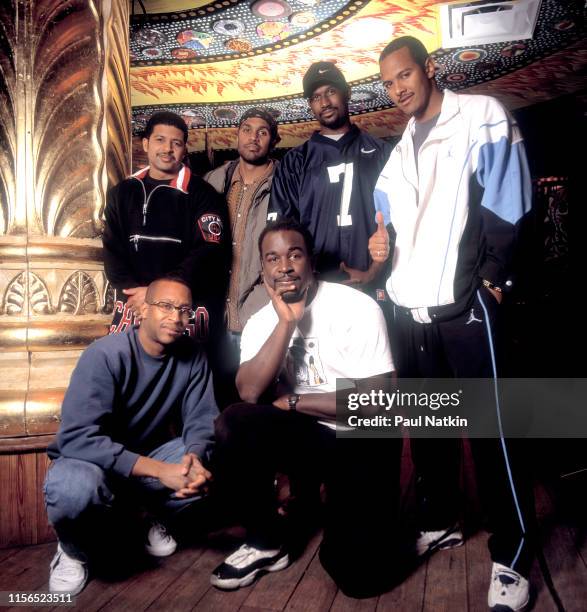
369, 37, 534, 612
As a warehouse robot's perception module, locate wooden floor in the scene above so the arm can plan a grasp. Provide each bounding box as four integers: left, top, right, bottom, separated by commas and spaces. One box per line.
1, 452, 586, 611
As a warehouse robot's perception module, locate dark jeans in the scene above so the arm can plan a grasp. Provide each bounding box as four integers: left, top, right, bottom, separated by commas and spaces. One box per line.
213, 402, 411, 598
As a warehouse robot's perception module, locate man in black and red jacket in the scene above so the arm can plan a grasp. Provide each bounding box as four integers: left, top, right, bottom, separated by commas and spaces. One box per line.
102, 111, 230, 343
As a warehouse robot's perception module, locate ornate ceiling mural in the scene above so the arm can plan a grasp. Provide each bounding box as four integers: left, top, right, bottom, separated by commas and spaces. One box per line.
130, 0, 586, 149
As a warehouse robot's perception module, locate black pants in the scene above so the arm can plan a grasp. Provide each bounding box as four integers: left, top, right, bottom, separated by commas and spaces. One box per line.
392, 287, 535, 577
213, 403, 410, 598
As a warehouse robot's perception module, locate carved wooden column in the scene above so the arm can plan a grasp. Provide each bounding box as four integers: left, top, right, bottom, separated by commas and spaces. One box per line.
0, 0, 131, 547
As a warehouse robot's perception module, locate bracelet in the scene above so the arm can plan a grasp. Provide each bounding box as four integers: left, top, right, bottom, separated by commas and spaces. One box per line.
287, 394, 300, 411
482, 279, 502, 293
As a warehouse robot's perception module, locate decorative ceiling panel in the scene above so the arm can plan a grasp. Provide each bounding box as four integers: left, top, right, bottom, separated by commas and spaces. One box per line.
130, 0, 586, 135
131, 0, 363, 66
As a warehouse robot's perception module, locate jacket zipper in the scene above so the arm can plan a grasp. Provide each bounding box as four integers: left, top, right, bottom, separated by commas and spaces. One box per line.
129, 234, 182, 252
135, 181, 176, 227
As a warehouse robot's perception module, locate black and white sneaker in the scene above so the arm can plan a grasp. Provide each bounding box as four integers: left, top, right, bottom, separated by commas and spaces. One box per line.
210, 544, 289, 590
416, 524, 464, 556
488, 562, 529, 611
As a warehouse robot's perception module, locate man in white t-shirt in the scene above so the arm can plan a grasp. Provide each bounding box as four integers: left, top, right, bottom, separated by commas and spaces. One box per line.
210, 219, 407, 598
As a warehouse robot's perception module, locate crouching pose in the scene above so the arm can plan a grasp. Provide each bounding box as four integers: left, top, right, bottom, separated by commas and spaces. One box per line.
44, 277, 217, 595
211, 219, 408, 598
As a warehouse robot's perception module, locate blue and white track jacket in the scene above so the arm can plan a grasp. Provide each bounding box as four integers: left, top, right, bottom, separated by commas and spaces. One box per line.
374, 89, 531, 322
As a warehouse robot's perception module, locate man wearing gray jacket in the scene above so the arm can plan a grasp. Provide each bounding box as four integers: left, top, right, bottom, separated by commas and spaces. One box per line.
204, 108, 280, 405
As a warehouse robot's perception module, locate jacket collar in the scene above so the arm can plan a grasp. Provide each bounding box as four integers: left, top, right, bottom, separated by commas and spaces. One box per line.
407, 89, 460, 142
130, 164, 191, 194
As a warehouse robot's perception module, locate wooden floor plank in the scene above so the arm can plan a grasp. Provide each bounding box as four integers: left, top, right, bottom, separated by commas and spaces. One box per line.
423, 545, 468, 612
465, 530, 491, 612
191, 575, 252, 611
329, 590, 378, 612
98, 546, 202, 612
146, 545, 223, 611
242, 531, 322, 611
377, 560, 425, 612
0, 542, 55, 591
284, 550, 337, 612
0, 546, 20, 564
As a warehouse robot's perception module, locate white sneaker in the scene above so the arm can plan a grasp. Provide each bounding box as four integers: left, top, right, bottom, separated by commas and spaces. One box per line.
49, 544, 88, 595
145, 521, 177, 557
416, 524, 464, 556
210, 544, 289, 590
488, 562, 530, 611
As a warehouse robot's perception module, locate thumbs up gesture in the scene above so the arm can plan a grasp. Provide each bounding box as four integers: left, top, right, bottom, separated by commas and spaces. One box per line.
368, 211, 389, 263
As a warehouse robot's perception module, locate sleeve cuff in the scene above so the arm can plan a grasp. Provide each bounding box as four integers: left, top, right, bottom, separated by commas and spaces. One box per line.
111, 449, 140, 478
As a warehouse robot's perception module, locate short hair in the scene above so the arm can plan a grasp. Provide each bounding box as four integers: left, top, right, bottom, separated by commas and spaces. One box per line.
239, 107, 281, 145
143, 111, 188, 143
145, 274, 192, 303
258, 218, 315, 258
379, 36, 429, 69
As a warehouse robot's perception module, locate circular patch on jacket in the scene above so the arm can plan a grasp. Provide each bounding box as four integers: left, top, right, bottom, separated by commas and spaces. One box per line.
446, 73, 467, 83
198, 213, 224, 243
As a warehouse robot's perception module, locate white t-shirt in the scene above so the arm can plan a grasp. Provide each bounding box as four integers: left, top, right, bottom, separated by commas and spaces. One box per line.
240, 281, 394, 393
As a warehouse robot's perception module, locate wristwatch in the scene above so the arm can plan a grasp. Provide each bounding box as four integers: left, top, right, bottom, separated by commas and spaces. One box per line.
287, 394, 300, 411
482, 279, 502, 293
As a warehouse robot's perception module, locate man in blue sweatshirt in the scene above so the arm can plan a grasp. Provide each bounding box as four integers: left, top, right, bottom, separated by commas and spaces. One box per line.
44, 276, 218, 595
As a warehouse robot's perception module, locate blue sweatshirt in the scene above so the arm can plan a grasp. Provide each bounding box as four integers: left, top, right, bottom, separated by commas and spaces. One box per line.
48, 326, 218, 477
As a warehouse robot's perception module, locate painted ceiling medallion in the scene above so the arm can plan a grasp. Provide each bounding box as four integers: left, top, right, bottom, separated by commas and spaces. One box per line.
176, 30, 213, 48
350, 89, 377, 103
213, 107, 238, 120
142, 47, 163, 58
256, 20, 290, 41
288, 101, 308, 115
251, 0, 293, 21
133, 28, 167, 47
213, 19, 245, 37
171, 47, 198, 60
289, 11, 316, 27
500, 43, 527, 58
554, 19, 575, 31
453, 49, 488, 63
181, 110, 206, 128
225, 38, 253, 52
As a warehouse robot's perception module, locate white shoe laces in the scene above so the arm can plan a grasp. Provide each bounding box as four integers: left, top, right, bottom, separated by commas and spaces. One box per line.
224, 544, 280, 568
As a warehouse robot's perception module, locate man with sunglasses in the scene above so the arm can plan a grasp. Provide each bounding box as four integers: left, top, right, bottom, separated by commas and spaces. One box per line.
44, 276, 218, 595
